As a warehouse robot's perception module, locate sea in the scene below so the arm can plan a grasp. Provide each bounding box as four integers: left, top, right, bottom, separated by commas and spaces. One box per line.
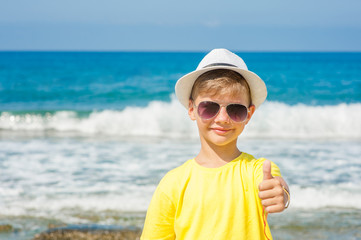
0, 51, 360, 240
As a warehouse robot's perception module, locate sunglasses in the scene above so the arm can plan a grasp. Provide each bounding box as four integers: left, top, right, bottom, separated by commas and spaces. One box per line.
194, 101, 250, 122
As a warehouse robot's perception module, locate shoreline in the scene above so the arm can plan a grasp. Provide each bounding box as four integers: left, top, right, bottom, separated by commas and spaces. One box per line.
32, 224, 142, 240
1, 208, 361, 240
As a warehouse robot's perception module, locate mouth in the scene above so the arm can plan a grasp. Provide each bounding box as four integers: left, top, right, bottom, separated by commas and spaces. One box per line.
211, 127, 232, 135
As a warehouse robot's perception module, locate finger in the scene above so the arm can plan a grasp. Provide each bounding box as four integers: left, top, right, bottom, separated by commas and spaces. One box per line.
258, 188, 282, 200
261, 196, 284, 207
259, 179, 283, 192
265, 204, 285, 213
263, 159, 273, 180
259, 185, 283, 199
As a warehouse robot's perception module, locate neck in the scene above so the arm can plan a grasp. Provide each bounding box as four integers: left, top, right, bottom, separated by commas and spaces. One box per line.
195, 138, 241, 168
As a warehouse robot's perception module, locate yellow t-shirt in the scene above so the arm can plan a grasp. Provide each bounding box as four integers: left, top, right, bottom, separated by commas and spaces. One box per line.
141, 152, 281, 240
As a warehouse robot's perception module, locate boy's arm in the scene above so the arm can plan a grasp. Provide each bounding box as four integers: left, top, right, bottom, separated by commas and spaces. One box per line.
258, 159, 290, 213
141, 185, 176, 240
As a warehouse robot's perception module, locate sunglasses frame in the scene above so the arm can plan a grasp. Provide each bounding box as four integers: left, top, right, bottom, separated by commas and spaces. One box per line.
194, 100, 250, 123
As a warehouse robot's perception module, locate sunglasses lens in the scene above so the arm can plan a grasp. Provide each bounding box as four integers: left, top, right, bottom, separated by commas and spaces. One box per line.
227, 104, 248, 122
198, 101, 220, 119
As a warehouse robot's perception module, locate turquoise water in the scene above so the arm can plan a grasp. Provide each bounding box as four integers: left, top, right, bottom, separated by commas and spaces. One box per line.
0, 52, 361, 239
1, 52, 360, 111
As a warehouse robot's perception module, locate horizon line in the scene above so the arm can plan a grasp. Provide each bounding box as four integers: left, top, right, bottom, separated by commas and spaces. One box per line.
1, 49, 361, 53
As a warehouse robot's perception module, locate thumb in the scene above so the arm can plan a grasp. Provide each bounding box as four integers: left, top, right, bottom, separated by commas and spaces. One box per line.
263, 159, 273, 180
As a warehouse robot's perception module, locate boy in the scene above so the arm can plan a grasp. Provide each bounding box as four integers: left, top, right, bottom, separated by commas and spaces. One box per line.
141, 49, 290, 240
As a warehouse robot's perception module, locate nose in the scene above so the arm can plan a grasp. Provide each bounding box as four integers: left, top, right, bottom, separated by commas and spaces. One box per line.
214, 106, 230, 123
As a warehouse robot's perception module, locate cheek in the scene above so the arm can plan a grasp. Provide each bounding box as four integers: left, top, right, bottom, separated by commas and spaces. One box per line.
195, 117, 211, 132
196, 117, 206, 127
234, 123, 246, 134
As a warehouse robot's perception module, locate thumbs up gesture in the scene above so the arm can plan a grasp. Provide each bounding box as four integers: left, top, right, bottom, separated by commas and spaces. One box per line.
258, 160, 289, 213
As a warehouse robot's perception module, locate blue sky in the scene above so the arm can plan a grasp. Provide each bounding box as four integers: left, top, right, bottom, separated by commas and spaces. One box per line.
1, 0, 360, 51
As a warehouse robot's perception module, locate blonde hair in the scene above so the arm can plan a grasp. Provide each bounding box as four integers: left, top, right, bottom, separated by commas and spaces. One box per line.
190, 69, 251, 105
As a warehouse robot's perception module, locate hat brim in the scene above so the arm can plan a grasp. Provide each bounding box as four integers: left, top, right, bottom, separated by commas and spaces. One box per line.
175, 66, 267, 109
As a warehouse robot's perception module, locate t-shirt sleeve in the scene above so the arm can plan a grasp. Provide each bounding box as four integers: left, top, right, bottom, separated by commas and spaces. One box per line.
141, 182, 176, 240
254, 158, 282, 188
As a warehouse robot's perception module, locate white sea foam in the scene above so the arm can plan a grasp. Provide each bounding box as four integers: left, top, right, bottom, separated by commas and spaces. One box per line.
0, 97, 196, 138
1, 137, 360, 225
290, 184, 361, 210
244, 101, 361, 139
1, 183, 361, 225
1, 97, 360, 139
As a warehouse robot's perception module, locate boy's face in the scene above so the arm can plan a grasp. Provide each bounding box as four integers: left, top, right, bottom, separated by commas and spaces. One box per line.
188, 92, 255, 148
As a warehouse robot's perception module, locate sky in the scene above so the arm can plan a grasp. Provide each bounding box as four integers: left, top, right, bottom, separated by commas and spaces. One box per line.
0, 0, 360, 51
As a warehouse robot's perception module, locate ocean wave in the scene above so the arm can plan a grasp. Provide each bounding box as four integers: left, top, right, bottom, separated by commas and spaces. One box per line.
1, 97, 360, 139
1, 184, 360, 224
291, 184, 361, 210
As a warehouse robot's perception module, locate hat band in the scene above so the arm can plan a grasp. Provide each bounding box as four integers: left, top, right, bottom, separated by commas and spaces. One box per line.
203, 63, 237, 68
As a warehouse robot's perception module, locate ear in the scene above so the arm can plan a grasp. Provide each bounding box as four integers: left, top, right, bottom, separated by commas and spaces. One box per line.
188, 99, 196, 121
245, 104, 256, 124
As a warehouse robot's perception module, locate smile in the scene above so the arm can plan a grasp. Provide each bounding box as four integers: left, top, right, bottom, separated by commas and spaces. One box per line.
211, 128, 232, 134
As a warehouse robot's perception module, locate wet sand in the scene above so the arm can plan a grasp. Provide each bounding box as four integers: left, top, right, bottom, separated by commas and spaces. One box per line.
32, 225, 141, 240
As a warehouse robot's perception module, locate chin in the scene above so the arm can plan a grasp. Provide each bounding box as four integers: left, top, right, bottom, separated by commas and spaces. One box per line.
206, 135, 238, 147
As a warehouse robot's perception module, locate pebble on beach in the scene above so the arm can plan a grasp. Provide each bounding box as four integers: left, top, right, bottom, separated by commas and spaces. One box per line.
32, 226, 141, 240
0, 224, 13, 233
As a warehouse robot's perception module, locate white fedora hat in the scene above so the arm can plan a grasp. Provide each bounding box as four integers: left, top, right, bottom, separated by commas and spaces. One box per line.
175, 48, 267, 109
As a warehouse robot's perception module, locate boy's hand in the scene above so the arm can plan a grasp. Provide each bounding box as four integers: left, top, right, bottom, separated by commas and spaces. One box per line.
258, 160, 288, 213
